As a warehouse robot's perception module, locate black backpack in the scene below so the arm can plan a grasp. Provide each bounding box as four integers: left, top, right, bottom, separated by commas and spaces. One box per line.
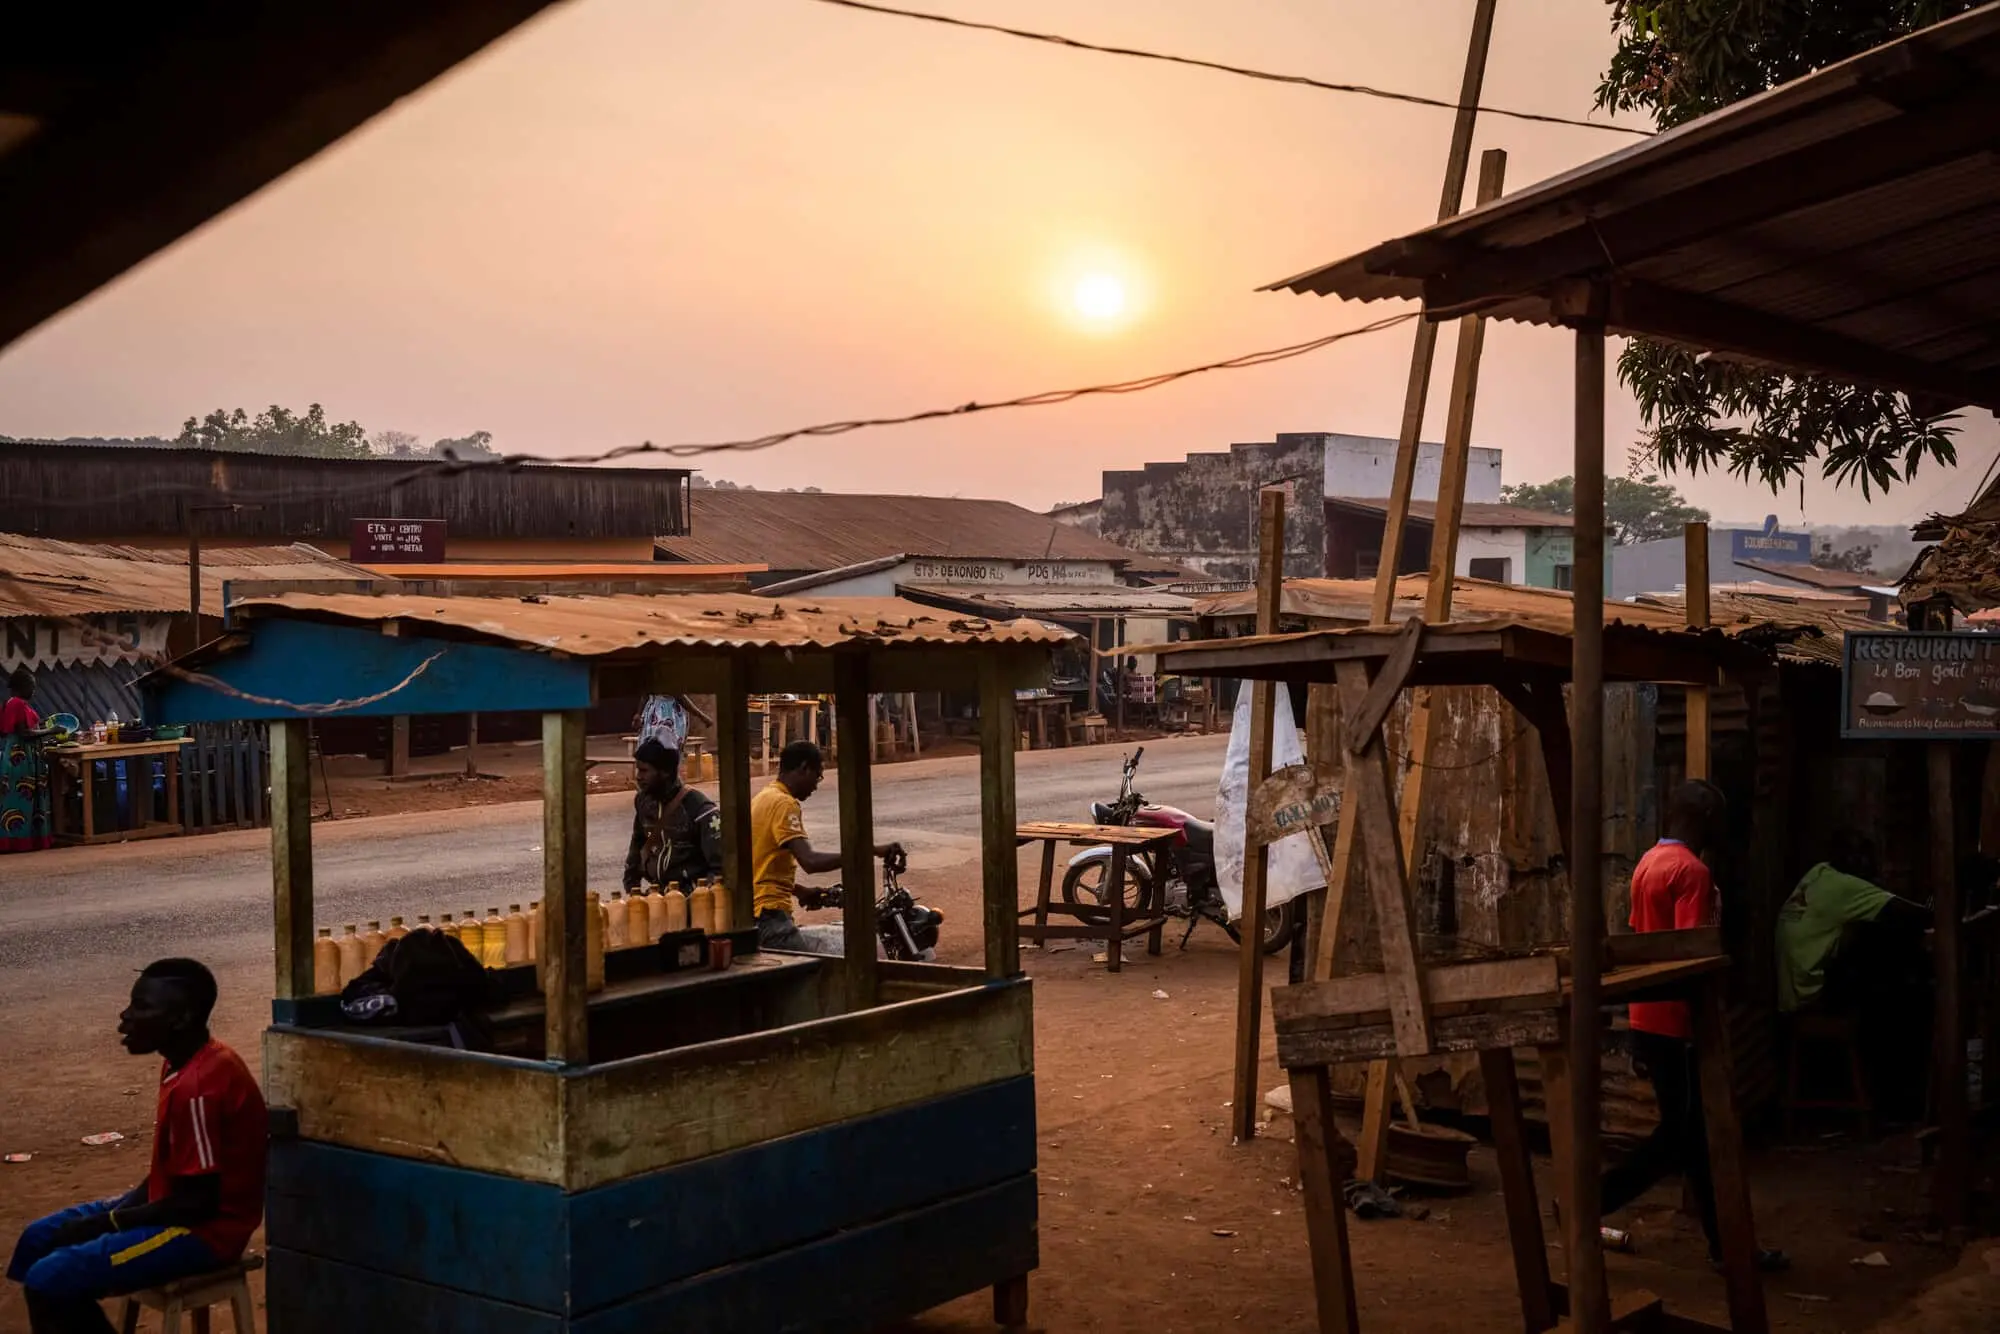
340, 930, 495, 1040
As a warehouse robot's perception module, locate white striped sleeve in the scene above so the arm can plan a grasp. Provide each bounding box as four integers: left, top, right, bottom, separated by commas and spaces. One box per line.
187, 1095, 216, 1171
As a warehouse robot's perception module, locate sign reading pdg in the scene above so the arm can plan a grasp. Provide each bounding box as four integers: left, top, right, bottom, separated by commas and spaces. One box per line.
1843, 631, 2000, 739
350, 519, 445, 564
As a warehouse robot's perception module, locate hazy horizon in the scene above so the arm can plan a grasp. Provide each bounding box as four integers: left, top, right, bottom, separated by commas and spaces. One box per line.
2, 0, 1993, 525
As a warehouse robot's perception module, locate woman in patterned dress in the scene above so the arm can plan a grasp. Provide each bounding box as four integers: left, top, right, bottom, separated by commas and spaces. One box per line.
0, 666, 52, 852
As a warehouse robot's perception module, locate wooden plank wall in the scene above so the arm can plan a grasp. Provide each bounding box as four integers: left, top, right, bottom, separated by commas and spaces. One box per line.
181, 720, 270, 833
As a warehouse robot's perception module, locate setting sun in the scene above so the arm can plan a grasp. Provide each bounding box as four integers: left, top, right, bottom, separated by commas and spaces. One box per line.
1071, 273, 1127, 323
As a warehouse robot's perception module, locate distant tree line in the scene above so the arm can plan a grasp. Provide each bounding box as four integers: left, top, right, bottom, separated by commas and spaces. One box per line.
3, 406, 500, 462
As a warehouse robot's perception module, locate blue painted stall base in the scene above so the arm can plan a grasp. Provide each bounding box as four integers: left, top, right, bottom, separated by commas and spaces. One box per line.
267, 1076, 1038, 1317
267, 1176, 1037, 1334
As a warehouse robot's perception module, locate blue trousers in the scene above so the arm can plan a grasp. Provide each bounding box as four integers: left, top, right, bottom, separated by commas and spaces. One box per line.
9, 1199, 219, 1334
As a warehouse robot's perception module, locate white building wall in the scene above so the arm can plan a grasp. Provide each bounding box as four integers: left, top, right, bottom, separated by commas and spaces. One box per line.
1455, 528, 1529, 583
1321, 434, 1504, 503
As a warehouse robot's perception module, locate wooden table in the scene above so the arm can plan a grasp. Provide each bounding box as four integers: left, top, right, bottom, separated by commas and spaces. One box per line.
750, 698, 820, 771
1015, 695, 1071, 750
47, 739, 189, 845
1015, 821, 1177, 972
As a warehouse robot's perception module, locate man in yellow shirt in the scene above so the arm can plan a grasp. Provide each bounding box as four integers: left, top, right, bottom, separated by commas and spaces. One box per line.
752, 741, 902, 955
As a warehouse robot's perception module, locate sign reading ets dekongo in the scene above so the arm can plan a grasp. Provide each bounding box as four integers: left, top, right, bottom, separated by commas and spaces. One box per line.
349, 518, 445, 564
1843, 631, 2000, 740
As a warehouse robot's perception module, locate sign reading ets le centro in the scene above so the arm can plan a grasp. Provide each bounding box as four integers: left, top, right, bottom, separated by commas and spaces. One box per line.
349, 518, 445, 564
1843, 631, 2000, 740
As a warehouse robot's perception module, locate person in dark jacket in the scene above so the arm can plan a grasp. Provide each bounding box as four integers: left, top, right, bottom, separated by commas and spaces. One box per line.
623, 738, 722, 892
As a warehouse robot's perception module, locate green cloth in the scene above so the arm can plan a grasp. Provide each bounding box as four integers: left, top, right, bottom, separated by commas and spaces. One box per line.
1776, 862, 1894, 1011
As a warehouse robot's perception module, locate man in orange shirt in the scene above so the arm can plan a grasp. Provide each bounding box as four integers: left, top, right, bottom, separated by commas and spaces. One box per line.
1602, 781, 1785, 1271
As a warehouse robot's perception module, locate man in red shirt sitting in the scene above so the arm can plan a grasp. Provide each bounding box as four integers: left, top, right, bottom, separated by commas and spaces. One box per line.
1601, 782, 1785, 1271
8, 959, 267, 1333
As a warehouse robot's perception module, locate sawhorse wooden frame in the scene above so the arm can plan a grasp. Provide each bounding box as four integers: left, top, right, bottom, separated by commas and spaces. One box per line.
1246, 625, 1769, 1334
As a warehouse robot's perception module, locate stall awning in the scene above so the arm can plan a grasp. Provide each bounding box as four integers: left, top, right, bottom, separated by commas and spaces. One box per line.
1265, 2, 2000, 413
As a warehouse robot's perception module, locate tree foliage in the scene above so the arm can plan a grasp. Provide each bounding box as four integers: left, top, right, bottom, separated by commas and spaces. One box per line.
1595, 1, 1978, 498
1500, 465, 1710, 546
1812, 541, 1879, 575
176, 404, 368, 458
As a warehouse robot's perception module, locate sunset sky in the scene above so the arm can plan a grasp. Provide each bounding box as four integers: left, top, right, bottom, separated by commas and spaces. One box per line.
0, 0, 1992, 525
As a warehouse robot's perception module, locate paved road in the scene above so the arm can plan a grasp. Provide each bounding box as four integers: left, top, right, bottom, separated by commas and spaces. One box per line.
0, 734, 1227, 1013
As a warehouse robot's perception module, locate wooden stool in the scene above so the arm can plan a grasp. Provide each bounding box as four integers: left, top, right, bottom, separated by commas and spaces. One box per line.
116, 1253, 261, 1333
1782, 1010, 1871, 1137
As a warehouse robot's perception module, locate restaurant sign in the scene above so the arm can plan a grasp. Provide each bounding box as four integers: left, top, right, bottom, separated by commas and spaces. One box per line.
1842, 631, 2000, 739
350, 518, 445, 564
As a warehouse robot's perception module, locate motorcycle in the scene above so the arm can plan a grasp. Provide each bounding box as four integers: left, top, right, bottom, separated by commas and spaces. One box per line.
1062, 747, 1300, 954
813, 849, 945, 962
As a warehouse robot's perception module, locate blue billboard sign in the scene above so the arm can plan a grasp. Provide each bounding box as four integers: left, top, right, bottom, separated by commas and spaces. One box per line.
1729, 514, 1811, 563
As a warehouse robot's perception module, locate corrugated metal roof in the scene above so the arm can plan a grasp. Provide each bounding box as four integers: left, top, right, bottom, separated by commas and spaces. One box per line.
1191, 575, 1860, 666
0, 532, 371, 617
1326, 497, 1573, 528
1735, 559, 1882, 589
1265, 3, 2000, 412
658, 489, 1197, 576
230, 591, 1075, 656
897, 583, 1198, 617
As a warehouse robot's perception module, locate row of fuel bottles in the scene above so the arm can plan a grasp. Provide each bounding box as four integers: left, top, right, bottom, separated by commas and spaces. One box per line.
311, 878, 738, 996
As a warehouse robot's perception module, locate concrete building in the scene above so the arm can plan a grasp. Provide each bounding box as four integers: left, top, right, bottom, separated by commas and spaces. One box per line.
1093, 432, 1568, 586
1609, 514, 1828, 601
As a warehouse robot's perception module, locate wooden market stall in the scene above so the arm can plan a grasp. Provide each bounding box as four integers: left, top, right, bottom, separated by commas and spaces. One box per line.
144, 589, 1065, 1333
1246, 9, 2000, 1327
1154, 615, 1779, 1334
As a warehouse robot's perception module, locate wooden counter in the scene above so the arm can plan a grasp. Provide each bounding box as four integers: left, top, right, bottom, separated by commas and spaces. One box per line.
263, 971, 1038, 1332
46, 739, 188, 845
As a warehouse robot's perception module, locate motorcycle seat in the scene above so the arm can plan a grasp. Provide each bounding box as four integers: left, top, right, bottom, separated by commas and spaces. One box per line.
1180, 815, 1215, 851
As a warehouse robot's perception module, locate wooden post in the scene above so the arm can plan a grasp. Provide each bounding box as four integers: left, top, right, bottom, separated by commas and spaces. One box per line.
1356, 149, 1509, 1177
1289, 1065, 1362, 1334
1319, 0, 1501, 1159
1231, 486, 1287, 1143
1695, 979, 1771, 1334
1480, 1046, 1556, 1334
980, 656, 1022, 980
1566, 321, 1612, 1334
867, 693, 880, 765
270, 719, 315, 1000
1369, 0, 1499, 622
906, 692, 921, 758
834, 655, 879, 1009
388, 715, 410, 779
718, 659, 756, 932
1684, 522, 1711, 780
1931, 740, 1969, 1228
541, 710, 589, 1064
464, 712, 480, 778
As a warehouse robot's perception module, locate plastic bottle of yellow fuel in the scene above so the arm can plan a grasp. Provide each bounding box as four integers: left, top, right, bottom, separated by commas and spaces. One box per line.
606, 892, 629, 949
313, 928, 340, 995
626, 890, 651, 947
688, 879, 715, 936
458, 910, 484, 962
585, 891, 606, 992
336, 925, 366, 989
440, 914, 460, 943
527, 902, 540, 962
710, 880, 733, 936
481, 908, 507, 968
665, 883, 689, 934
386, 916, 410, 942
504, 905, 529, 965
360, 921, 388, 970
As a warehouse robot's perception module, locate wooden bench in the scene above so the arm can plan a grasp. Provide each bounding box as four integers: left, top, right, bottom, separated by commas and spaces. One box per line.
116, 1252, 261, 1332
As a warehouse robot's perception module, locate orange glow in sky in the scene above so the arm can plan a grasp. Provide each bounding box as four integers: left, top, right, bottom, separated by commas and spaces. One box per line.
0, 0, 1989, 523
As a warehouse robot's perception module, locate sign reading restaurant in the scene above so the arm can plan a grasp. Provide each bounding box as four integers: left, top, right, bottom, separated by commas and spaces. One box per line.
1842, 631, 2000, 739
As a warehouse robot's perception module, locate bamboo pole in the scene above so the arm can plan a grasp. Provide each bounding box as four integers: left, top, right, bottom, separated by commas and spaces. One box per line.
1684, 522, 1711, 780
1566, 321, 1612, 1334
1231, 487, 1287, 1143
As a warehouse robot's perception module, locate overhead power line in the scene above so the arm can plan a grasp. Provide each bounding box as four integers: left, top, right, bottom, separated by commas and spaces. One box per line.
810, 0, 1651, 138
14, 312, 1419, 511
